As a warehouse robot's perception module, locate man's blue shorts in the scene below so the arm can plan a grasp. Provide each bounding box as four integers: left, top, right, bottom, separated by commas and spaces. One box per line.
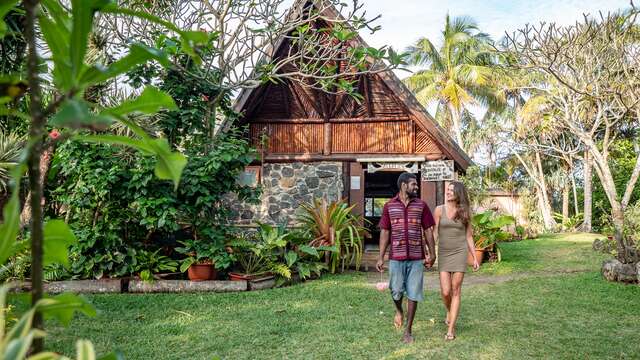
388, 259, 425, 302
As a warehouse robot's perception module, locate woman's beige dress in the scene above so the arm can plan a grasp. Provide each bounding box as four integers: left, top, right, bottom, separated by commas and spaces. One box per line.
437, 205, 468, 273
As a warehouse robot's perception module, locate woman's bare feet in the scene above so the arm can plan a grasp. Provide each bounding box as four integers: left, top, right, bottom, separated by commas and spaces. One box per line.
444, 333, 456, 341
394, 311, 403, 329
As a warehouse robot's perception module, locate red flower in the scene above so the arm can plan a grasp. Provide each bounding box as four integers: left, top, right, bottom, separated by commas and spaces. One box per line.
201, 94, 209, 102
49, 129, 60, 140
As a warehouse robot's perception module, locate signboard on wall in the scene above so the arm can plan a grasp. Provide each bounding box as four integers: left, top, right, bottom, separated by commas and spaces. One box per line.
421, 160, 454, 181
366, 162, 419, 173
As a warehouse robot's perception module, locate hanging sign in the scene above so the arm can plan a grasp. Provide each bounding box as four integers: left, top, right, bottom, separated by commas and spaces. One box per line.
421, 160, 454, 181
366, 162, 419, 173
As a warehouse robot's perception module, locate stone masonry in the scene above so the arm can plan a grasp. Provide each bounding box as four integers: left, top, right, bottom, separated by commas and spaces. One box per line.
227, 162, 344, 226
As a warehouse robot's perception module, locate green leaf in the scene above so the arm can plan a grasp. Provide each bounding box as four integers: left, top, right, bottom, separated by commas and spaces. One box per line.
147, 138, 187, 190
284, 251, 298, 267
5, 333, 35, 360
74, 135, 154, 154
38, 293, 97, 327
76, 339, 97, 360
70, 0, 111, 81
104, 86, 176, 117
0, 0, 19, 38
43, 220, 78, 267
317, 245, 338, 253
80, 43, 169, 86
180, 258, 195, 273
49, 99, 113, 130
39, 14, 71, 79
0, 164, 25, 265
298, 245, 319, 258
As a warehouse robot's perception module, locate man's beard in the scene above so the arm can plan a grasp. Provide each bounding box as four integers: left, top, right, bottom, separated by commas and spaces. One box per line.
408, 189, 419, 199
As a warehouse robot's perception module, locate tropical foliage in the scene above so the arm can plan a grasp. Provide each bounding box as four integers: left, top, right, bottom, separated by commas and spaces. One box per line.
297, 198, 368, 273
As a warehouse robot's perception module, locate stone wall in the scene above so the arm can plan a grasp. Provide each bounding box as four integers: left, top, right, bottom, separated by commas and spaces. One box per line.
227, 161, 344, 226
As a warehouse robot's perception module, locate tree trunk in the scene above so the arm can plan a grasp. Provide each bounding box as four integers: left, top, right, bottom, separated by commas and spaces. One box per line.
582, 150, 592, 232
20, 145, 54, 227
448, 103, 465, 152
535, 151, 557, 231
562, 179, 570, 231
570, 171, 579, 215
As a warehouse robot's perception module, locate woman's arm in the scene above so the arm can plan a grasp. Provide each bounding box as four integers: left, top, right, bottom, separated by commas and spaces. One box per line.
466, 221, 479, 270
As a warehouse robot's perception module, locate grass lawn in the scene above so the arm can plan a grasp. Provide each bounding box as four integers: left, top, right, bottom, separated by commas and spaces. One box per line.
11, 233, 640, 359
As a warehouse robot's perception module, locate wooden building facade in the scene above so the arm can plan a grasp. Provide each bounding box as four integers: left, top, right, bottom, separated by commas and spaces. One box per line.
227, 1, 472, 244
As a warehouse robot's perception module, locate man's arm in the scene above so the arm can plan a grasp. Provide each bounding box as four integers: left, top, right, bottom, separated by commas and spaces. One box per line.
377, 204, 390, 272
424, 227, 436, 265
377, 229, 390, 270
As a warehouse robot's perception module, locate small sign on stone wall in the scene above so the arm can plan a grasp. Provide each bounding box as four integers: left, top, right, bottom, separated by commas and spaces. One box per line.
421, 160, 454, 181
350, 176, 361, 190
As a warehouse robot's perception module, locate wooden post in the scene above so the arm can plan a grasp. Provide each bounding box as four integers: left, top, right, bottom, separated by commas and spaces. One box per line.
324, 122, 331, 155
349, 162, 364, 217
421, 180, 437, 212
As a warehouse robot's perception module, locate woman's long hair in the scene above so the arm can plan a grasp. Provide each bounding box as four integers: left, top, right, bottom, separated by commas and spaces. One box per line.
450, 181, 471, 226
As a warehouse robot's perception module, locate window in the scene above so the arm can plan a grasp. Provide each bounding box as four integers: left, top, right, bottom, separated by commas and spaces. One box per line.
365, 197, 390, 217
237, 166, 261, 187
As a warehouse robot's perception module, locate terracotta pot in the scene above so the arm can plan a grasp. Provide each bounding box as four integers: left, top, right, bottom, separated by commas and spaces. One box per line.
467, 248, 485, 266
187, 263, 217, 281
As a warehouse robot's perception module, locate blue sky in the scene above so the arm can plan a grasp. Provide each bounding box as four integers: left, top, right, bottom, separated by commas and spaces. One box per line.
357, 0, 632, 52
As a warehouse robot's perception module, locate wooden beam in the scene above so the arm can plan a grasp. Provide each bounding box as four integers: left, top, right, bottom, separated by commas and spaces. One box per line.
263, 153, 446, 162
364, 74, 374, 117
252, 117, 410, 123
253, 118, 324, 124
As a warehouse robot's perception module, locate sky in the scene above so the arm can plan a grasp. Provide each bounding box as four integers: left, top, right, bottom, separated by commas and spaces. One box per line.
356, 0, 632, 54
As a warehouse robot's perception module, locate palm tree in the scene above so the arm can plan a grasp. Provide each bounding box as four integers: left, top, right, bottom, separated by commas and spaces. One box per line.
403, 15, 503, 152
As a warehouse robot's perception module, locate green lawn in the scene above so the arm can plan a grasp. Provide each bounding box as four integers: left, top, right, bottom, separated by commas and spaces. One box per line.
13, 233, 640, 359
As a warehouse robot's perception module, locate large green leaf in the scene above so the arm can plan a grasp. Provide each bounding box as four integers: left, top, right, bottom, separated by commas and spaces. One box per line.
49, 99, 113, 129
4, 333, 36, 360
147, 138, 187, 190
0, 164, 25, 265
38, 293, 97, 327
43, 220, 78, 267
38, 14, 72, 90
75, 135, 154, 154
0, 0, 19, 38
284, 251, 298, 267
298, 245, 319, 258
104, 86, 176, 116
70, 0, 112, 81
80, 43, 169, 86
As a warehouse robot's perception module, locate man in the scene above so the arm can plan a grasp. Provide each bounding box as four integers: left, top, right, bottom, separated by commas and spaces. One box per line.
376, 172, 436, 344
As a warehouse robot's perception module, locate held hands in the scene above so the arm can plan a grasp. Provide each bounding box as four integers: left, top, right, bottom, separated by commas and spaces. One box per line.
424, 254, 436, 269
376, 258, 385, 272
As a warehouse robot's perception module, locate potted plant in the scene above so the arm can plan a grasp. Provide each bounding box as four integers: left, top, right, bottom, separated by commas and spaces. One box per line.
176, 237, 233, 281
469, 211, 515, 265
135, 249, 179, 281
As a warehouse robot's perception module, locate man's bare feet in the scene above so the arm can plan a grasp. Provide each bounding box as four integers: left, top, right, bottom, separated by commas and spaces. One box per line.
402, 332, 414, 344
394, 311, 403, 329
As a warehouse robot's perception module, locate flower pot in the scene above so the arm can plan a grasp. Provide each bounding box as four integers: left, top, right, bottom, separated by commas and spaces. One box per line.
187, 263, 217, 281
467, 248, 485, 266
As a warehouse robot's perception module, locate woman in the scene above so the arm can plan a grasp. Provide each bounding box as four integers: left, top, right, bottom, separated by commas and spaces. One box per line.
433, 181, 479, 341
